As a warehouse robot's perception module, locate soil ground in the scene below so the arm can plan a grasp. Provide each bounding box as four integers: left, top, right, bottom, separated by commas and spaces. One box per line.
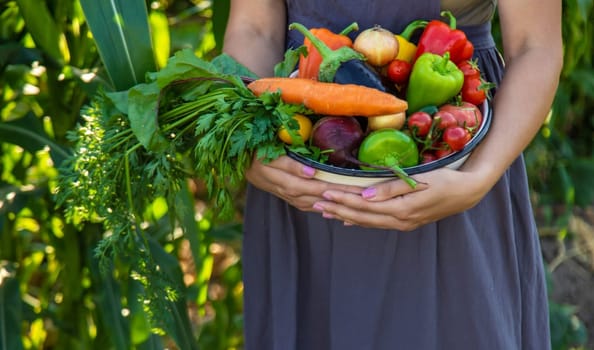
539, 206, 594, 349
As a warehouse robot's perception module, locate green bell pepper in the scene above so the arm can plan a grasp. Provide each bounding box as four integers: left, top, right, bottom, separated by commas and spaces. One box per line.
406, 52, 464, 113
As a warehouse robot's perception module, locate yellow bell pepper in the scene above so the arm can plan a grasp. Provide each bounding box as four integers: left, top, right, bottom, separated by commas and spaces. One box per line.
394, 20, 428, 63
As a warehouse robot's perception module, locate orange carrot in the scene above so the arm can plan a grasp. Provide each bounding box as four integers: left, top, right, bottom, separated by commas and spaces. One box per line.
247, 77, 408, 117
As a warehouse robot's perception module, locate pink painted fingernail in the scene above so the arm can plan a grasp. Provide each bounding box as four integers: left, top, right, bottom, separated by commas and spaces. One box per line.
362, 187, 376, 199
322, 212, 334, 219
302, 165, 316, 177
322, 192, 333, 200
313, 203, 324, 211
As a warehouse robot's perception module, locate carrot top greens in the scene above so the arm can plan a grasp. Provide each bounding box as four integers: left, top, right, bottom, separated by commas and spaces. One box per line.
55, 49, 316, 320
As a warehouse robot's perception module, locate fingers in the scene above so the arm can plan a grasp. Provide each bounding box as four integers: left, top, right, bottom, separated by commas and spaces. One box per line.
251, 156, 365, 193
311, 168, 485, 231
313, 192, 429, 231
326, 189, 412, 219
253, 155, 317, 179
313, 195, 422, 231
315, 202, 389, 228
361, 177, 428, 202
246, 155, 365, 212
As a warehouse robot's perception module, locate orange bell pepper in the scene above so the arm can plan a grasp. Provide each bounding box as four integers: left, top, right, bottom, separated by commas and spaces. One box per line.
297, 22, 359, 81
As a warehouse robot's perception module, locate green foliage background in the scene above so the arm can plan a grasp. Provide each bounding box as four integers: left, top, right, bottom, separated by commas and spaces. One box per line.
0, 0, 592, 349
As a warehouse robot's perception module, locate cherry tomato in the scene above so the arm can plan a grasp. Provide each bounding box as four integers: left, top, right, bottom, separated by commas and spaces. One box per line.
433, 111, 457, 131
439, 102, 483, 130
387, 59, 412, 85
443, 126, 471, 151
461, 76, 487, 106
421, 151, 438, 164
407, 111, 432, 137
457, 60, 481, 80
434, 143, 453, 159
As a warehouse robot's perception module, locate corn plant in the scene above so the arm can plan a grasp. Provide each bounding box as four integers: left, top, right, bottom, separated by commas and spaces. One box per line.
1, 0, 243, 349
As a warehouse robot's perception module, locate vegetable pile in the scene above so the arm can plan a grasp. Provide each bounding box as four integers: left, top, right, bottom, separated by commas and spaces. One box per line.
56, 12, 493, 248
52, 12, 493, 323
279, 11, 494, 181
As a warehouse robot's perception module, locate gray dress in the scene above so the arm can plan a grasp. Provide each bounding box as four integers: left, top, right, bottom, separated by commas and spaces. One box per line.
242, 1, 551, 349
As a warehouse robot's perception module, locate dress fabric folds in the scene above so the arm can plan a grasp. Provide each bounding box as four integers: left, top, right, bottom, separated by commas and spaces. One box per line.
241, 1, 551, 349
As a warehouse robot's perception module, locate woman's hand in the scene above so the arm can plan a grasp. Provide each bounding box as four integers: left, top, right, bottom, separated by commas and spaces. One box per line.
311, 166, 494, 231
246, 155, 364, 212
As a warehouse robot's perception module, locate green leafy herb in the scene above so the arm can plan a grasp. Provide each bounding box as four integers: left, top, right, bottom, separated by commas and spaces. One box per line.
274, 46, 307, 78
55, 49, 315, 315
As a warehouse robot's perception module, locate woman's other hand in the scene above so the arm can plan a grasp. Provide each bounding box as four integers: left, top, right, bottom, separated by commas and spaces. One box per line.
311, 166, 494, 231
246, 155, 364, 212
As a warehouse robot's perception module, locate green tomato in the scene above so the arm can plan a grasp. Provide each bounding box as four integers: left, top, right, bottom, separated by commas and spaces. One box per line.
358, 128, 419, 169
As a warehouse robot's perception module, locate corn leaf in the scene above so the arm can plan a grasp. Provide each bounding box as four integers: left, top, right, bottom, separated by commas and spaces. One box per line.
128, 281, 157, 346
149, 10, 170, 69
174, 182, 207, 310
0, 113, 70, 165
0, 264, 24, 350
147, 238, 199, 350
15, 0, 69, 63
566, 158, 594, 207
88, 253, 131, 350
80, 0, 156, 91
211, 0, 230, 51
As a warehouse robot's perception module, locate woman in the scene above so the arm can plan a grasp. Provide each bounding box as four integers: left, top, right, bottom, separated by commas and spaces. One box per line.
223, 0, 563, 349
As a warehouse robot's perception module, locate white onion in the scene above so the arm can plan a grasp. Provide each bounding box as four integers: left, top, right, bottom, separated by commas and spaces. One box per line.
353, 26, 399, 67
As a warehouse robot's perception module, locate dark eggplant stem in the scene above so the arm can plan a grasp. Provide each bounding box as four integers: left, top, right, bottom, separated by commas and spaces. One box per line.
241, 76, 256, 84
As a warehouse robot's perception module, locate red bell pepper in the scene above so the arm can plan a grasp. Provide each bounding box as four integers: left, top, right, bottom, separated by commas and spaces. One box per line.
297, 22, 358, 80
413, 11, 474, 64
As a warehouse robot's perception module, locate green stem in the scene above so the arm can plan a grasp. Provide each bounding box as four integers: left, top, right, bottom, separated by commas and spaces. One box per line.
124, 153, 136, 221
288, 22, 365, 82
219, 113, 252, 174
338, 22, 359, 36
108, 131, 136, 152
352, 157, 418, 188
436, 52, 452, 73
399, 20, 428, 40
390, 164, 418, 188
124, 152, 149, 259
172, 121, 198, 144
289, 22, 335, 63
159, 89, 229, 121
161, 102, 216, 133
440, 10, 457, 29
125, 142, 143, 156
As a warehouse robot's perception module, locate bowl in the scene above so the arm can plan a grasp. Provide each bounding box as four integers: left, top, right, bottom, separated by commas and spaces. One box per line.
287, 100, 492, 187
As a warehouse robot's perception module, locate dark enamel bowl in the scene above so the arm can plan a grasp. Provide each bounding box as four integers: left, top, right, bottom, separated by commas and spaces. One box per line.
287, 100, 492, 186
